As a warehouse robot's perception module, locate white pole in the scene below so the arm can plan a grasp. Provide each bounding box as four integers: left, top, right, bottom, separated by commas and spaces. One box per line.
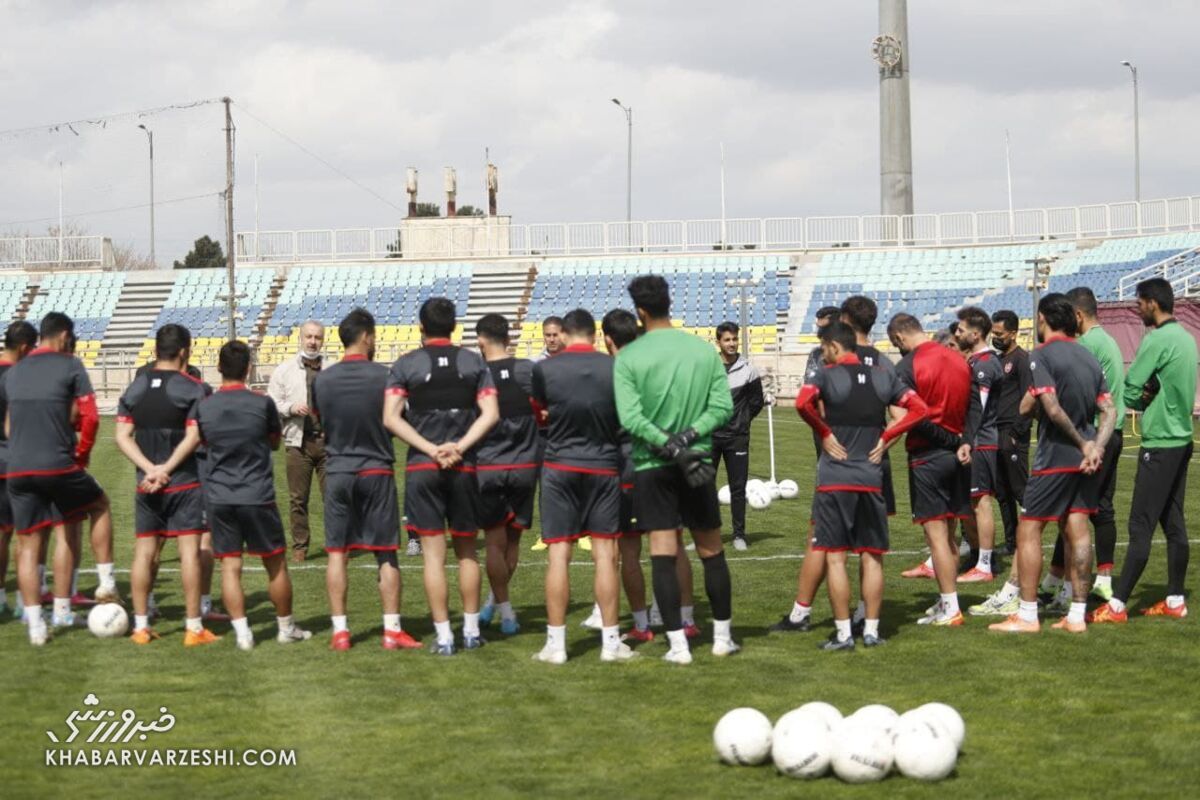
58, 161, 64, 267
1005, 129, 1014, 241
254, 153, 260, 261
767, 402, 777, 484
720, 141, 727, 250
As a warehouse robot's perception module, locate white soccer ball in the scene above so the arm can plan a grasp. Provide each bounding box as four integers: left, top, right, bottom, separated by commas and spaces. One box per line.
764, 480, 782, 500
793, 701, 843, 731
778, 479, 799, 499
917, 702, 965, 751
747, 486, 772, 510
88, 603, 129, 638
831, 721, 894, 783
771, 715, 831, 779
718, 484, 732, 505
713, 708, 774, 766
849, 704, 900, 735
893, 718, 958, 781
745, 478, 766, 495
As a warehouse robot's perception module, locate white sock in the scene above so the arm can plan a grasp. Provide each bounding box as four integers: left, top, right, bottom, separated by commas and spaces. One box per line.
1067, 602, 1086, 624
940, 592, 960, 616
53, 596, 70, 617
1018, 600, 1038, 623
70, 569, 79, 596
834, 618, 851, 641
383, 613, 401, 633
852, 601, 866, 624
790, 601, 811, 623
1040, 572, 1063, 593
134, 614, 149, 631
331, 614, 348, 633
96, 562, 115, 589
998, 580, 1020, 602
864, 618, 880, 638
434, 619, 453, 645
185, 616, 203, 634
546, 624, 566, 651
277, 615, 295, 634
601, 624, 620, 651
632, 608, 649, 630
464, 612, 481, 638
231, 617, 251, 638
484, 590, 495, 607
977, 549, 993, 571
713, 618, 732, 641
681, 605, 695, 626
499, 601, 516, 622
1108, 597, 1126, 613
1167, 594, 1186, 609
200, 594, 212, 615
1094, 575, 1112, 590
589, 602, 601, 618
38, 565, 47, 594
666, 628, 689, 651
24, 604, 43, 628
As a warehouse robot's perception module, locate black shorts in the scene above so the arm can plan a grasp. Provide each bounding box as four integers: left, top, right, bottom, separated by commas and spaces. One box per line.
8, 468, 105, 536
908, 450, 968, 525
135, 484, 207, 538
476, 465, 536, 531
632, 465, 722, 533
970, 447, 998, 499
325, 469, 400, 552
810, 490, 889, 554
1022, 470, 1100, 522
0, 477, 11, 532
619, 485, 642, 538
539, 465, 621, 543
210, 503, 286, 559
404, 465, 479, 538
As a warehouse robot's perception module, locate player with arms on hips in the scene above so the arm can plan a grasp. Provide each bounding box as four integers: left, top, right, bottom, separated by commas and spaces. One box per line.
530, 309, 635, 664
385, 298, 499, 655
614, 275, 738, 664
796, 322, 928, 650
989, 293, 1115, 634
315, 309, 420, 652
474, 313, 538, 636
194, 341, 312, 651
0, 321, 39, 618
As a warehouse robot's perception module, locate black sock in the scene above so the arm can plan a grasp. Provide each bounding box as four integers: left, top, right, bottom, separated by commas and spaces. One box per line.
651, 555, 682, 632
1166, 534, 1190, 597
701, 551, 732, 621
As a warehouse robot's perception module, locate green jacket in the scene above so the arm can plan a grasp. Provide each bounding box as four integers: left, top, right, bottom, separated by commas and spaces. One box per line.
1079, 325, 1125, 431
1123, 319, 1198, 448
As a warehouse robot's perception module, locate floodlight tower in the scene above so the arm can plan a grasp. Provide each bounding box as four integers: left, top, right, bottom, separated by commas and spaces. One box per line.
875, 0, 914, 222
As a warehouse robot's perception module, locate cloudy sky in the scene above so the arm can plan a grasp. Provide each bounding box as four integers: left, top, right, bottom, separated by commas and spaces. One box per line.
1, 0, 1197, 264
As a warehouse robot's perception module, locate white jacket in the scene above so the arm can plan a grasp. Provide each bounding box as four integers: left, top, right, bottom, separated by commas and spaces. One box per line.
267, 353, 325, 448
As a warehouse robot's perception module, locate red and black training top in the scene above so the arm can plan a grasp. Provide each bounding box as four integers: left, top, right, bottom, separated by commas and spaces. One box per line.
531, 343, 622, 473
0, 349, 99, 477
1028, 335, 1110, 475
313, 355, 394, 474
895, 340, 971, 455
118, 368, 210, 491
476, 357, 539, 470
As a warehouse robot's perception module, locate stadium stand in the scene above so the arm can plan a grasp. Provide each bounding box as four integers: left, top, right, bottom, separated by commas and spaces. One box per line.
24, 271, 126, 366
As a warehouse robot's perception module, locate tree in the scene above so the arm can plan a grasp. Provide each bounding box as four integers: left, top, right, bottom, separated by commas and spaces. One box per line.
174, 236, 225, 269
412, 202, 441, 218
455, 205, 485, 217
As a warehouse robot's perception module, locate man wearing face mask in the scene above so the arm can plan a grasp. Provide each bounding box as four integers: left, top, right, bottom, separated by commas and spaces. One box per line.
268, 320, 328, 563
988, 310, 1031, 556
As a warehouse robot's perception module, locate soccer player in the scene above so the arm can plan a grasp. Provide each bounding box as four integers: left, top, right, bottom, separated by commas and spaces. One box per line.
953, 306, 1005, 582
803, 306, 844, 378
474, 313, 538, 636
989, 310, 1032, 555
315, 309, 420, 652
0, 321, 38, 617
3, 313, 114, 646
529, 309, 635, 664
797, 322, 928, 649
116, 324, 215, 645
886, 313, 971, 626
712, 321, 765, 551
194, 340, 312, 651
1091, 278, 1197, 623
384, 298, 499, 655
989, 293, 1115, 634
614, 275, 738, 664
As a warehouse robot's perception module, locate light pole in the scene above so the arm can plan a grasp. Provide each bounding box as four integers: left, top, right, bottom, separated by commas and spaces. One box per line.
137, 124, 156, 267
1120, 60, 1140, 202
611, 98, 632, 225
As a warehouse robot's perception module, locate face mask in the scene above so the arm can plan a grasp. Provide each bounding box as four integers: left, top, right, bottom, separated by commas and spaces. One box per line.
992, 337, 1008, 351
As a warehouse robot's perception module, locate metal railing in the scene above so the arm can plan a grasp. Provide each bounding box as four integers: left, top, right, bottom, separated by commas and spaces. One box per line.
1118, 245, 1200, 299
0, 236, 113, 270
236, 195, 1200, 262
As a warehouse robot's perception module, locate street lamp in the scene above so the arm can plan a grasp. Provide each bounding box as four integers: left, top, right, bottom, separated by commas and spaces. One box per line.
1120, 60, 1140, 202
611, 98, 632, 225
137, 124, 156, 267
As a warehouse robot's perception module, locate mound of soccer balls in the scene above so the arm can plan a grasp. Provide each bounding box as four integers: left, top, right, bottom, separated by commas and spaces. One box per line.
712, 701, 962, 783
718, 478, 799, 509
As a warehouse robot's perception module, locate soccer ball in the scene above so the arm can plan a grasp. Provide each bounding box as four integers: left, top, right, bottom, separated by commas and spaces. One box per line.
893, 718, 958, 781
916, 702, 965, 751
88, 603, 129, 638
745, 478, 765, 495
764, 480, 782, 500
778, 479, 799, 499
718, 484, 732, 505
831, 721, 894, 783
793, 701, 843, 731
746, 485, 772, 510
713, 708, 773, 766
848, 704, 899, 734
771, 715, 831, 779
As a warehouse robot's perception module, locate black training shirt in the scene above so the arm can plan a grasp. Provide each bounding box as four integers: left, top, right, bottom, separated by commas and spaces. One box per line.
531, 344, 622, 471
194, 385, 282, 505
0, 349, 94, 475
476, 357, 539, 468
118, 369, 209, 490
1029, 336, 1109, 474
313, 355, 394, 474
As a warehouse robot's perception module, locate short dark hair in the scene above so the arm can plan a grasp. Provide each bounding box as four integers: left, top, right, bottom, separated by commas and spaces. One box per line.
627, 275, 671, 319
155, 323, 192, 360
840, 295, 878, 335
5, 320, 37, 351
218, 340, 252, 380
886, 312, 923, 338
991, 309, 1019, 334
338, 308, 375, 348
1065, 286, 1099, 319
542, 315, 563, 330
1136, 277, 1174, 314
1038, 292, 1077, 335
39, 311, 74, 341
716, 321, 739, 338
815, 306, 842, 325
956, 306, 992, 337
419, 297, 457, 338
561, 308, 596, 338
475, 313, 510, 345
602, 309, 639, 349
819, 320, 857, 353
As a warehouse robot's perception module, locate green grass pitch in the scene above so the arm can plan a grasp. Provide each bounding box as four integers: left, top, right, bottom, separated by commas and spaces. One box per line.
1, 415, 1198, 798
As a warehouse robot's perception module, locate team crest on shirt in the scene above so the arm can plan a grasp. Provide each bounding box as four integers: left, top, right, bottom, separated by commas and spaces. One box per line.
1004, 363, 1013, 374
977, 371, 985, 380
1144, 452, 1151, 462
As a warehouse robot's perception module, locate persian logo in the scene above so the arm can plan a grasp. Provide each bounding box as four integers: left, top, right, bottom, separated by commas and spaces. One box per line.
46, 695, 176, 745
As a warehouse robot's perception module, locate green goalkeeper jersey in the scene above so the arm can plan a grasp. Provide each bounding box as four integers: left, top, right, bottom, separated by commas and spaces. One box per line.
1123, 318, 1198, 449
614, 326, 733, 471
